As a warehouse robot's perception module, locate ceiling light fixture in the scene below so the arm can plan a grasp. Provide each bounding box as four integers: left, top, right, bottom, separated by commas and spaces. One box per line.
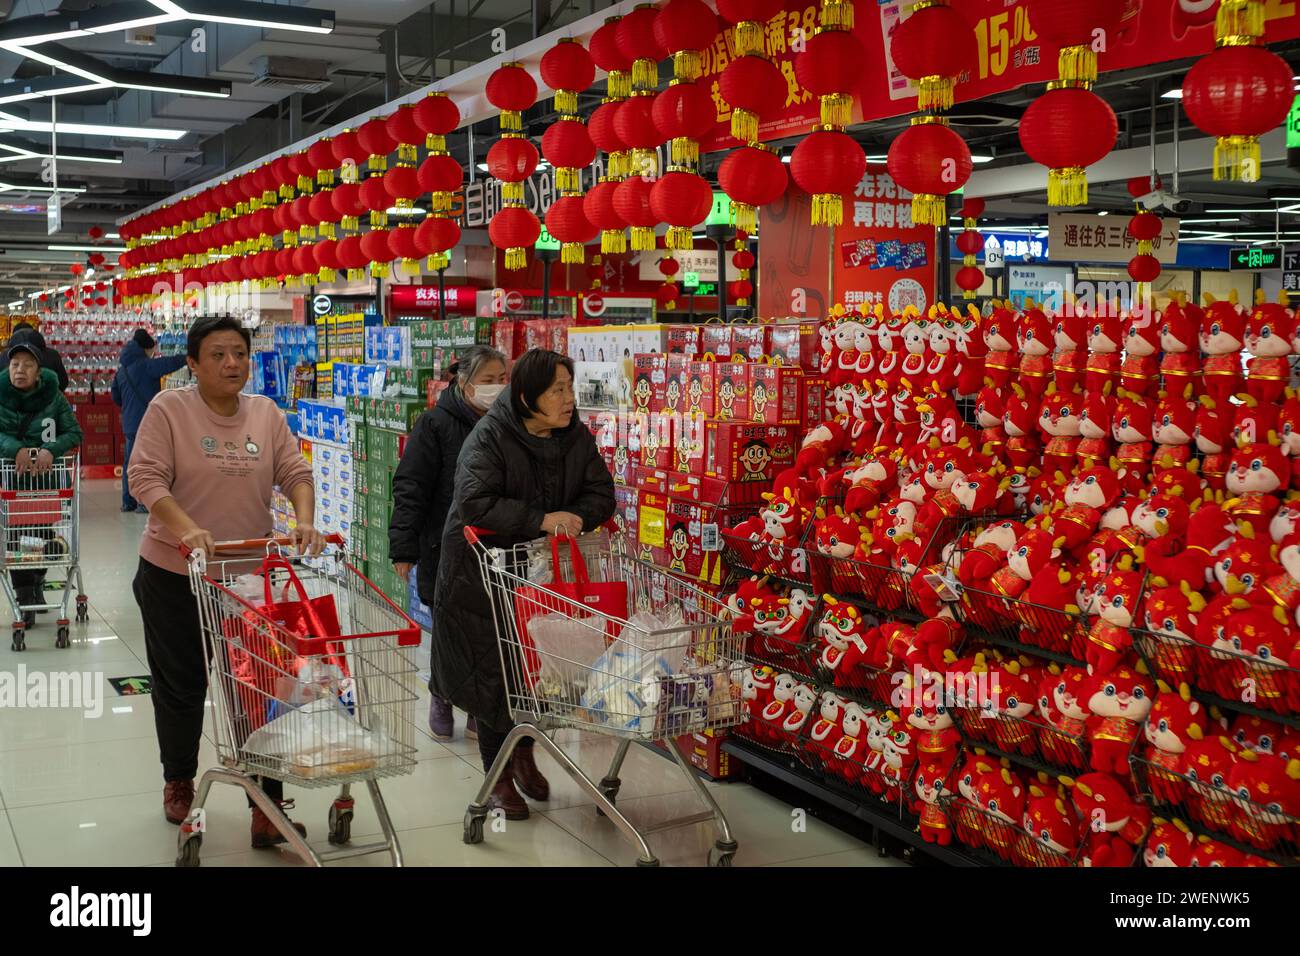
147, 0, 335, 34
48, 245, 129, 254
0, 112, 186, 141
0, 180, 85, 193
970, 154, 994, 164
1180, 217, 1240, 224
0, 42, 231, 99
1161, 89, 1183, 100
781, 154, 791, 164
0, 138, 123, 165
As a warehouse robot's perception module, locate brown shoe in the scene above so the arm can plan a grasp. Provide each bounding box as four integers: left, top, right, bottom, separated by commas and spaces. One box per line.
251, 800, 308, 849
511, 745, 550, 801
163, 779, 195, 825
486, 767, 529, 820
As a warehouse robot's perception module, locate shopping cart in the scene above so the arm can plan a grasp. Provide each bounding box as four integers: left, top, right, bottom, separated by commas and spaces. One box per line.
0, 453, 87, 651
178, 536, 422, 867
464, 527, 745, 867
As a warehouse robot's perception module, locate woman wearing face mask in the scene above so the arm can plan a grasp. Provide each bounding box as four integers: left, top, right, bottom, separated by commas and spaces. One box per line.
389, 344, 508, 741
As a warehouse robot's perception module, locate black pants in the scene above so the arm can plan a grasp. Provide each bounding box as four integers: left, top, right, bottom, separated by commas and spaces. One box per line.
476, 722, 532, 774
133, 557, 283, 804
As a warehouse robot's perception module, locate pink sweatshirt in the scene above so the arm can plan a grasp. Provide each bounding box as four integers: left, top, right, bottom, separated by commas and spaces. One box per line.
129, 387, 313, 575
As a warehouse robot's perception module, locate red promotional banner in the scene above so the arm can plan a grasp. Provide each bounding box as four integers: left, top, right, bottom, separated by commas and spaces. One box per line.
388, 284, 481, 312
701, 0, 1300, 151
832, 165, 935, 314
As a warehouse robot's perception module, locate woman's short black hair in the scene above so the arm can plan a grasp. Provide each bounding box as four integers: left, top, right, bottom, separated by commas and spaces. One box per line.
510, 348, 574, 420
186, 315, 251, 360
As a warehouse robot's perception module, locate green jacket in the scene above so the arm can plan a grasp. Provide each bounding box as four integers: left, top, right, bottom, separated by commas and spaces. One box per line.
0, 368, 83, 460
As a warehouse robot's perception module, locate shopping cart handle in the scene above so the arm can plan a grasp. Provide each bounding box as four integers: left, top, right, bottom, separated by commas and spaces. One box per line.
464, 526, 493, 546
179, 533, 346, 556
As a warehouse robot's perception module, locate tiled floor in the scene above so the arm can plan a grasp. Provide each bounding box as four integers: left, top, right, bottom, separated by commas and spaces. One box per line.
0, 480, 891, 868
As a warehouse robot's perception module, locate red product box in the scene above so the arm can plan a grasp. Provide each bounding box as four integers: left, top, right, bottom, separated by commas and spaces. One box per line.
712, 362, 750, 421
638, 411, 674, 469
664, 355, 691, 415
729, 324, 769, 362
548, 319, 573, 355
75, 404, 116, 436
632, 353, 669, 414
665, 325, 701, 356
658, 730, 741, 780
633, 464, 670, 494
636, 489, 669, 564
672, 411, 707, 476
700, 325, 732, 359
84, 439, 114, 466
705, 421, 797, 484
491, 320, 525, 360
802, 374, 831, 427
522, 319, 553, 353
682, 361, 715, 418
613, 484, 638, 539
663, 496, 707, 577
769, 320, 825, 370
747, 364, 803, 424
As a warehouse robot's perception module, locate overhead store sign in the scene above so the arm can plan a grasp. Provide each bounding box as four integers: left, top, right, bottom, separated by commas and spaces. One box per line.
698, 0, 1300, 151
389, 284, 480, 312
1048, 213, 1180, 264
1284, 249, 1300, 293
1229, 246, 1283, 271
639, 249, 719, 283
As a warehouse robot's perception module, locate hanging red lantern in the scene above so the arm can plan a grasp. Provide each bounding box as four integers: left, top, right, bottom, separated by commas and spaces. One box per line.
359, 175, 392, 227
486, 62, 537, 131
1128, 254, 1161, 283
613, 93, 664, 177
486, 134, 540, 202
546, 195, 598, 264
654, 0, 719, 81
275, 248, 297, 278
331, 131, 368, 181
309, 190, 340, 234
541, 39, 595, 114
653, 81, 714, 166
272, 155, 297, 200
1019, 84, 1117, 206
790, 128, 866, 226
956, 230, 985, 256
291, 195, 317, 234
336, 235, 369, 278
490, 206, 541, 271
1128, 212, 1162, 242
88, 252, 106, 266
69, 263, 84, 276
288, 151, 316, 194
418, 152, 464, 213
716, 0, 785, 57
729, 278, 754, 302
308, 138, 337, 186
960, 197, 986, 220
386, 105, 425, 164
388, 225, 424, 274
292, 245, 318, 279
616, 5, 666, 91
357, 117, 397, 171
614, 175, 659, 251
656, 283, 680, 311
955, 265, 985, 293
413, 92, 460, 151
658, 255, 680, 278
1027, 0, 1128, 83
415, 216, 461, 270
887, 118, 972, 226
541, 119, 595, 192
383, 163, 423, 208
732, 249, 756, 270
361, 228, 394, 277
796, 29, 867, 126
1127, 175, 1159, 199
650, 169, 713, 250
1181, 44, 1294, 183
313, 239, 341, 280
719, 56, 785, 143
589, 17, 633, 99
717, 145, 787, 233
88, 225, 104, 240
583, 179, 627, 254
588, 101, 628, 178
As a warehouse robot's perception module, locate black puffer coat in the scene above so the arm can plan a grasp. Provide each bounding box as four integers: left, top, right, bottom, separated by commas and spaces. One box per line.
389, 385, 480, 604
430, 391, 615, 733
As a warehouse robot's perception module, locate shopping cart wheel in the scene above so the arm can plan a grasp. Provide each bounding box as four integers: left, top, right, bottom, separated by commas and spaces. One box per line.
10, 626, 24, 652
175, 835, 201, 868
708, 839, 738, 868
75, 598, 88, 623
327, 801, 353, 845
463, 807, 487, 845
55, 625, 70, 649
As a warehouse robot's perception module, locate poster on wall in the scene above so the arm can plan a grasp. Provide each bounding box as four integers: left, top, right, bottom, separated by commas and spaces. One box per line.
832, 166, 935, 315
1008, 264, 1073, 311
756, 188, 834, 320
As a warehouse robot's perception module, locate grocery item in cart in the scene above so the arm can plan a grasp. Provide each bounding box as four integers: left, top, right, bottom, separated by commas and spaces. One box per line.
243, 696, 384, 778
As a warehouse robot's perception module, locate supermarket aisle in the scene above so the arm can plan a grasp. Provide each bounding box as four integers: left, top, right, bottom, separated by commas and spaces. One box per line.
0, 479, 893, 868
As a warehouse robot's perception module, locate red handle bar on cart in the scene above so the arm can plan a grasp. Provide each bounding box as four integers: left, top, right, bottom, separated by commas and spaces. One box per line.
178, 533, 347, 558
465, 522, 618, 545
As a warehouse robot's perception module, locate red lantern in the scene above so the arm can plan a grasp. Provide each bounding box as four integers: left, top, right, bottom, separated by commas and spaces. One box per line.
288, 152, 315, 192
418, 152, 464, 213
486, 63, 537, 131
541, 119, 595, 192
310, 189, 339, 230
541, 39, 596, 114
383, 163, 422, 207
729, 278, 754, 302
960, 197, 986, 220
613, 94, 663, 176
888, 2, 977, 109
336, 235, 368, 275
654, 0, 719, 81
275, 248, 297, 278
546, 195, 598, 264
616, 5, 666, 91
717, 145, 787, 233
1019, 85, 1117, 205
716, 0, 784, 57
489, 206, 540, 271
1027, 0, 1128, 83
589, 18, 633, 99
88, 226, 104, 240
271, 155, 296, 199
313, 239, 341, 275
361, 228, 394, 276
658, 255, 680, 278
69, 263, 84, 276
956, 265, 985, 294
359, 175, 392, 227
650, 169, 712, 250
656, 283, 680, 310
733, 249, 756, 270
795, 30, 867, 126
413, 92, 460, 150
887, 120, 972, 226
292, 245, 317, 278
720, 56, 784, 143
415, 216, 461, 270
386, 105, 424, 162
583, 179, 627, 254
1181, 45, 1294, 183
331, 131, 368, 176
614, 175, 659, 251
1127, 175, 1159, 198
88, 252, 105, 266
357, 117, 397, 170
1128, 212, 1162, 242
389, 225, 424, 273
956, 230, 985, 256
653, 81, 714, 165
308, 138, 337, 186
1128, 254, 1161, 283
291, 195, 316, 232
588, 101, 627, 176
486, 134, 540, 202
790, 128, 866, 226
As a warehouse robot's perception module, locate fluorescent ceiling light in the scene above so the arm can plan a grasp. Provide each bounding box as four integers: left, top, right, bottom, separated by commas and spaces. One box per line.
1180, 218, 1239, 224
0, 139, 122, 165
1096, 210, 1108, 216
970, 154, 994, 164
1205, 207, 1298, 213
476, 162, 489, 171
0, 181, 85, 193
7, 300, 22, 308
0, 42, 230, 99
865, 155, 887, 162
107, 233, 119, 239
152, 1, 335, 34
1162, 89, 1183, 100
0, 113, 186, 140
781, 154, 791, 164
385, 206, 426, 217
48, 245, 128, 254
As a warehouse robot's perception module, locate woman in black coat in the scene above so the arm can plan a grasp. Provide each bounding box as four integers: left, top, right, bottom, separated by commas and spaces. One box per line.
389, 345, 507, 741
432, 349, 615, 820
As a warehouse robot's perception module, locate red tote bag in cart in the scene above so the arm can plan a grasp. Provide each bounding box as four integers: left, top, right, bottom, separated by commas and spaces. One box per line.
510, 536, 629, 687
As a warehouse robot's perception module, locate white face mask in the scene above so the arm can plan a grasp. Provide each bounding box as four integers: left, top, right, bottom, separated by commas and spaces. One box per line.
468, 382, 505, 411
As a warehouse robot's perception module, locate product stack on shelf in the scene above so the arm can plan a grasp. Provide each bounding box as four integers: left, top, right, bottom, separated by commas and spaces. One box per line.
720, 294, 1300, 867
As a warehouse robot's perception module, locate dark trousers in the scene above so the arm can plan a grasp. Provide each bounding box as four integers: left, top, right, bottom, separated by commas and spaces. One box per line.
133, 557, 283, 803
121, 435, 136, 510
476, 722, 532, 774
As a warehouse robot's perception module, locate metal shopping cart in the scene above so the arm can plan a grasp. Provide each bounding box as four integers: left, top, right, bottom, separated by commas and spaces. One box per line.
464, 527, 746, 867
178, 536, 422, 867
0, 453, 87, 651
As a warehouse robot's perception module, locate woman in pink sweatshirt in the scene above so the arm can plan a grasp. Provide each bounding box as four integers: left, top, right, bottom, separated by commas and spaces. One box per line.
128, 315, 325, 849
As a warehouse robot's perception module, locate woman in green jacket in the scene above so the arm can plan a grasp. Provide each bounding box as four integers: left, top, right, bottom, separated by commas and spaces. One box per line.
0, 341, 82, 623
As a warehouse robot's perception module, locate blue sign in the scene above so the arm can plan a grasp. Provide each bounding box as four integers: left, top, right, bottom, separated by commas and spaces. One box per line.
949, 231, 1048, 263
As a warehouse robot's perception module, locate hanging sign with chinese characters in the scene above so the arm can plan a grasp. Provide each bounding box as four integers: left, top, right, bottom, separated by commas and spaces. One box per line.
949, 230, 1047, 263
832, 165, 935, 313
1048, 213, 1180, 264
1283, 248, 1300, 294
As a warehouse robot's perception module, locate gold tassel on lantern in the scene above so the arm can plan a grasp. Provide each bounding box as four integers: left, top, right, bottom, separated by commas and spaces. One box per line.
911, 193, 946, 227
279, 183, 294, 200
820, 93, 853, 128
915, 75, 956, 111
819, 0, 854, 29
673, 50, 702, 82
666, 226, 694, 250
425, 133, 446, 151
731, 109, 758, 144
607, 71, 632, 100
282, 231, 298, 247
556, 166, 582, 192
670, 138, 699, 166
402, 258, 420, 276
601, 229, 627, 254
347, 268, 365, 282
370, 261, 391, 278
502, 182, 525, 202
732, 202, 757, 235
297, 174, 314, 194
499, 110, 522, 131
431, 191, 452, 213
562, 241, 586, 264
317, 168, 334, 187
1047, 166, 1088, 206
398, 144, 418, 164
633, 58, 659, 90
299, 225, 317, 241
370, 209, 389, 228
319, 267, 337, 283
1057, 45, 1098, 84
1216, 0, 1264, 40
811, 193, 843, 226
631, 148, 659, 179
342, 215, 359, 232
505, 247, 528, 270
734, 20, 765, 57
1213, 135, 1262, 182
554, 90, 578, 114
426, 252, 451, 271
320, 222, 336, 239
608, 150, 630, 180
630, 226, 657, 251
1137, 240, 1153, 255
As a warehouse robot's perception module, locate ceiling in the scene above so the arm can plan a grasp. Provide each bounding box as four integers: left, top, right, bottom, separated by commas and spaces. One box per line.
0, 0, 1296, 305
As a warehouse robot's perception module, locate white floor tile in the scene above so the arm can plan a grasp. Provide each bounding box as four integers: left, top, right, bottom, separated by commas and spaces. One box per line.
0, 815, 22, 864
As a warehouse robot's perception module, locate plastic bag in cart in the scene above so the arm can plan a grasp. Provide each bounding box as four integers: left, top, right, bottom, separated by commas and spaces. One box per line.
577, 608, 687, 732
525, 612, 607, 690
242, 695, 385, 778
